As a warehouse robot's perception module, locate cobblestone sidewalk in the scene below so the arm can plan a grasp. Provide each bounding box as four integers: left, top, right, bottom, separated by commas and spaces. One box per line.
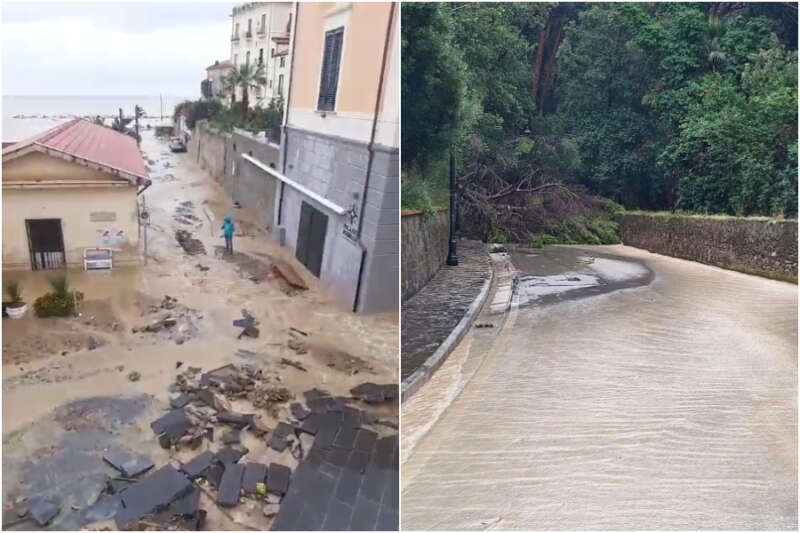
401, 240, 490, 381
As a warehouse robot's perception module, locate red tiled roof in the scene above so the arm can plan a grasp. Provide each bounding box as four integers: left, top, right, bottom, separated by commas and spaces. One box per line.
2, 118, 148, 182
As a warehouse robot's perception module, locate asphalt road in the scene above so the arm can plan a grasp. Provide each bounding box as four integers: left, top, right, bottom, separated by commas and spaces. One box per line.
402, 245, 797, 530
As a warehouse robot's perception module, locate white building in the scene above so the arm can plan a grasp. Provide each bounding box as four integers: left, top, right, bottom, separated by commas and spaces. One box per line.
204, 59, 232, 100
230, 2, 292, 108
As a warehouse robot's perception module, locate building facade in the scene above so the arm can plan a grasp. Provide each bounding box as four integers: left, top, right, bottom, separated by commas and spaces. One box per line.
2, 119, 149, 270
204, 59, 232, 100
277, 2, 399, 313
230, 2, 292, 107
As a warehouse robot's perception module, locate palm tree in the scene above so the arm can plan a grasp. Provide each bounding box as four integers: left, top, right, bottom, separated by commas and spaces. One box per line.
228, 62, 267, 119
706, 15, 727, 73
222, 70, 238, 107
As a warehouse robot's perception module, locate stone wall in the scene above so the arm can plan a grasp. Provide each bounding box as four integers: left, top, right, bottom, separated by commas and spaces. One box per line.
618, 213, 798, 282
188, 121, 228, 182
401, 207, 449, 301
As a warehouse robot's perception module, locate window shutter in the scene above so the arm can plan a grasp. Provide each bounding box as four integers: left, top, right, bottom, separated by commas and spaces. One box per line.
318, 27, 344, 111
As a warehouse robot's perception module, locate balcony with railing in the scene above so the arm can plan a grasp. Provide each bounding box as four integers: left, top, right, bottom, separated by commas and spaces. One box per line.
257, 24, 266, 36
231, 33, 240, 42
245, 30, 253, 39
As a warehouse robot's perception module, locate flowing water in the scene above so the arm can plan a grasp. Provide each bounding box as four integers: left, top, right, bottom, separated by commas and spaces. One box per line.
402, 245, 797, 530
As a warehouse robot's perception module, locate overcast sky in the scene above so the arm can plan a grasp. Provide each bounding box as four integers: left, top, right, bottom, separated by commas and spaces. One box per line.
2, 2, 235, 97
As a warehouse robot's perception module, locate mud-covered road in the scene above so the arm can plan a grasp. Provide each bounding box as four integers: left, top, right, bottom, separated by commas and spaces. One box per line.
402, 245, 797, 530
2, 130, 398, 530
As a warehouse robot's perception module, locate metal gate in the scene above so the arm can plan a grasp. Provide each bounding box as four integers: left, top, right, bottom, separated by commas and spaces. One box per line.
26, 219, 66, 270
295, 202, 328, 277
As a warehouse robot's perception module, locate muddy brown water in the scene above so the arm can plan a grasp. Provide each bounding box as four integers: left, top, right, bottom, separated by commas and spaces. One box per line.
2, 130, 398, 530
402, 244, 797, 530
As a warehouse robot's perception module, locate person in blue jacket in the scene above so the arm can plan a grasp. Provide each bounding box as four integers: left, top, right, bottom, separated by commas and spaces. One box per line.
222, 215, 235, 255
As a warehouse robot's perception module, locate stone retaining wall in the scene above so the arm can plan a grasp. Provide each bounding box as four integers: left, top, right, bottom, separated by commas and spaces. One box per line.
401, 208, 449, 300
618, 213, 798, 282
188, 121, 228, 182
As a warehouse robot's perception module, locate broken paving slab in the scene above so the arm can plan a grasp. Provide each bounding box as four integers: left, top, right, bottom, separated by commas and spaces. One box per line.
103, 448, 154, 477
217, 463, 244, 507
115, 465, 193, 528
350, 383, 399, 403
170, 393, 193, 409
242, 462, 268, 493
150, 408, 192, 438
203, 464, 224, 489
217, 411, 253, 428
174, 487, 201, 517
27, 495, 62, 526
267, 463, 290, 496
180, 450, 216, 478
221, 429, 241, 444
290, 402, 311, 421
79, 495, 123, 526
216, 446, 248, 465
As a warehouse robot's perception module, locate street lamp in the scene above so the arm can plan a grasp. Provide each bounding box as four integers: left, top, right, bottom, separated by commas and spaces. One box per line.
446, 149, 459, 266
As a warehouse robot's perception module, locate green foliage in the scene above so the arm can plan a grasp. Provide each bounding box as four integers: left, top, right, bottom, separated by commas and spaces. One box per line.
401, 3, 469, 173
488, 229, 509, 244
403, 2, 797, 221
48, 275, 69, 297
4, 280, 22, 303
33, 292, 75, 318
401, 172, 448, 215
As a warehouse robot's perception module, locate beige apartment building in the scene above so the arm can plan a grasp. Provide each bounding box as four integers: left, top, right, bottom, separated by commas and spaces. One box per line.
204, 59, 232, 100
2, 119, 149, 270
277, 2, 399, 312
230, 2, 292, 107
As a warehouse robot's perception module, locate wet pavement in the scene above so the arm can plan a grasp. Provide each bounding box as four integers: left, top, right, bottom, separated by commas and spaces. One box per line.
402, 244, 797, 530
2, 130, 399, 530
401, 240, 489, 381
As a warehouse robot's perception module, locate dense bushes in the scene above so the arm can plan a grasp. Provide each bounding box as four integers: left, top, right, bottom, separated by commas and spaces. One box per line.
175, 98, 283, 136
33, 276, 78, 318
402, 3, 797, 230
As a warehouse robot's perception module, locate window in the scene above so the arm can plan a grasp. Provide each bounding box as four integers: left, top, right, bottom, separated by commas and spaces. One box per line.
234, 54, 238, 66
247, 18, 252, 34
260, 14, 266, 32
246, 51, 250, 66
280, 56, 285, 68
317, 27, 344, 111
277, 74, 284, 96
259, 48, 264, 64
234, 22, 239, 36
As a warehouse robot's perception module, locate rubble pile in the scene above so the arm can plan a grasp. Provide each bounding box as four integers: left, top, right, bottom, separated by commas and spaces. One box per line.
4, 361, 400, 530
173, 201, 202, 227
132, 295, 201, 345
175, 229, 206, 255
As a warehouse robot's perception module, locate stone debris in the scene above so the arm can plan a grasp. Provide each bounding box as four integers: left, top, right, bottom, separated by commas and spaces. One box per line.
175, 229, 206, 255
281, 358, 307, 372
128, 371, 141, 382
27, 495, 62, 526
233, 309, 260, 339
6, 358, 398, 530
102, 448, 154, 477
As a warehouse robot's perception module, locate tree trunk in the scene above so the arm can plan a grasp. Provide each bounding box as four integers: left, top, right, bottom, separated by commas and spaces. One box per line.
241, 84, 249, 119
539, 21, 565, 115
531, 25, 548, 106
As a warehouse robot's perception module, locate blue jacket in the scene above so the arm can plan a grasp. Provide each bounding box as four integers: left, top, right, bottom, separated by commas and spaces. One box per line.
222, 216, 235, 238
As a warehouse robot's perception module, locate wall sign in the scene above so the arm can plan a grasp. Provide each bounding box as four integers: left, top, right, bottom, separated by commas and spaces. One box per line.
90, 211, 117, 222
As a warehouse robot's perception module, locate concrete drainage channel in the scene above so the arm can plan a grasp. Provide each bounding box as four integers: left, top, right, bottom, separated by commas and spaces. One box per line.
401, 250, 517, 402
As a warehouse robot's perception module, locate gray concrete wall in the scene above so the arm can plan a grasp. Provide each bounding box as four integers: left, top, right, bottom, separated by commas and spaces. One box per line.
401, 207, 449, 301
281, 126, 399, 313
618, 212, 798, 283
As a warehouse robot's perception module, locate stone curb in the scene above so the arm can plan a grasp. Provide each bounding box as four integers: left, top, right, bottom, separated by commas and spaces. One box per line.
401, 258, 494, 403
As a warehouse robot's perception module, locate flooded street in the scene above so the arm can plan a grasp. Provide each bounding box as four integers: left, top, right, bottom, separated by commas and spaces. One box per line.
2, 130, 398, 529
402, 244, 797, 530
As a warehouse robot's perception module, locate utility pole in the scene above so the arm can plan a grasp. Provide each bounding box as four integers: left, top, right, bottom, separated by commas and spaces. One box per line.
446, 149, 459, 266
134, 105, 140, 147
141, 195, 149, 266
160, 93, 163, 121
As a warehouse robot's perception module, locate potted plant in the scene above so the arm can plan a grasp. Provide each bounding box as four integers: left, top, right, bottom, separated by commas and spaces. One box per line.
4, 280, 26, 319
